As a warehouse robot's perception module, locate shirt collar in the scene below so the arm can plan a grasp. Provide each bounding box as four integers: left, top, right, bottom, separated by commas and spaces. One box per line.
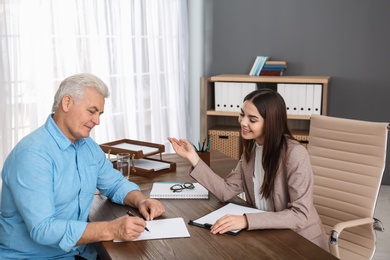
45, 114, 86, 151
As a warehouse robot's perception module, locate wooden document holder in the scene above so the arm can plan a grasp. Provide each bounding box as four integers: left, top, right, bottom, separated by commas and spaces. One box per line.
100, 139, 176, 176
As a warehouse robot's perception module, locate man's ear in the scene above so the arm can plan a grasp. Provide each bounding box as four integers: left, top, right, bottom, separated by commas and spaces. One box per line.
61, 95, 73, 112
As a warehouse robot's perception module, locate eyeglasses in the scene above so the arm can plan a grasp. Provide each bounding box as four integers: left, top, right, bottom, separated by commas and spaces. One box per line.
170, 182, 195, 193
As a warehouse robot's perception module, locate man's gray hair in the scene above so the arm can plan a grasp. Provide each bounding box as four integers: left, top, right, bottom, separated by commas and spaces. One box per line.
51, 73, 110, 112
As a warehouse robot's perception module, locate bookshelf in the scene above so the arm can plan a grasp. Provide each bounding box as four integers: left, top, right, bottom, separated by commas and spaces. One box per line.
200, 74, 331, 153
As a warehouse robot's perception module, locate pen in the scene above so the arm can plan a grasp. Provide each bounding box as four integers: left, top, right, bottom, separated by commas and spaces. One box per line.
126, 210, 150, 232
201, 138, 206, 152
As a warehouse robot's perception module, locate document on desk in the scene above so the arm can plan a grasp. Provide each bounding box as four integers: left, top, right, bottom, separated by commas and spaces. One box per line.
112, 143, 159, 155
114, 217, 190, 242
189, 203, 264, 235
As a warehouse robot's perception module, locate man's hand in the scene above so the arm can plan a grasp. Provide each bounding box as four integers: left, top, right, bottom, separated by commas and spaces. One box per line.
110, 214, 147, 241
138, 198, 165, 221
123, 190, 165, 221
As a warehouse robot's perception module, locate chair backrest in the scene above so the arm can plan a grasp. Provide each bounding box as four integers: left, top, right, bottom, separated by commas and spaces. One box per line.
308, 114, 388, 260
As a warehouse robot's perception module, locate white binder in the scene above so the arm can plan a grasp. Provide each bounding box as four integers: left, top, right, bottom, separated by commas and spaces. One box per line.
284, 85, 292, 115
298, 84, 307, 115
228, 83, 242, 112
220, 82, 229, 111
241, 82, 257, 105
214, 82, 223, 111
313, 84, 322, 115
290, 84, 299, 115
305, 84, 314, 115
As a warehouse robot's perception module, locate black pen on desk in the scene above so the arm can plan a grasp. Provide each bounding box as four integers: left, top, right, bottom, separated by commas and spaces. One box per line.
126, 211, 150, 232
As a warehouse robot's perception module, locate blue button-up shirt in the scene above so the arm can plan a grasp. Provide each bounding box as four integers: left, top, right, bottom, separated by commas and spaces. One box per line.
0, 115, 140, 259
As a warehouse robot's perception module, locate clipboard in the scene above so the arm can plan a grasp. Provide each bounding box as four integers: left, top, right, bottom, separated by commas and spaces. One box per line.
188, 220, 238, 236
188, 203, 265, 235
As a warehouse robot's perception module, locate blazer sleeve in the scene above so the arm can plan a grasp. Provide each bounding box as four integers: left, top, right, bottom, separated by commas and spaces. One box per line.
189, 159, 244, 202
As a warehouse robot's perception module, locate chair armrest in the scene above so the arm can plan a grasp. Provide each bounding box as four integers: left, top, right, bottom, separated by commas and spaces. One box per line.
329, 217, 382, 258
332, 217, 374, 235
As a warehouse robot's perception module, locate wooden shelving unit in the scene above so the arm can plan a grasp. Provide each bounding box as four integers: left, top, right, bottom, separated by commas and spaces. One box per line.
200, 74, 331, 151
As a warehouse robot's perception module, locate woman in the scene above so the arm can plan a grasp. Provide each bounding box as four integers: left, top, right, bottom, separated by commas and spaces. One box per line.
168, 88, 328, 251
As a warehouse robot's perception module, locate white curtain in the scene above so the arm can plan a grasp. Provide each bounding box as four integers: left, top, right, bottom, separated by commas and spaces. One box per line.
0, 0, 190, 166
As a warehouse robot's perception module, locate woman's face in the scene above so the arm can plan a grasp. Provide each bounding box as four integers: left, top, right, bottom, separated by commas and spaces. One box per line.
238, 100, 265, 145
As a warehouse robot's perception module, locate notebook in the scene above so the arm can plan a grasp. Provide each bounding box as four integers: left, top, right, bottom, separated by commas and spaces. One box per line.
149, 182, 209, 199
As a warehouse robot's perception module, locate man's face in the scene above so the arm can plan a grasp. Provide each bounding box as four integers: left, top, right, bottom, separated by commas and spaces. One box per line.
62, 87, 105, 143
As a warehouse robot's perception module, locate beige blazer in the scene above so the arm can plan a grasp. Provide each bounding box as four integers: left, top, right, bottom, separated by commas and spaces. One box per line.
190, 139, 329, 251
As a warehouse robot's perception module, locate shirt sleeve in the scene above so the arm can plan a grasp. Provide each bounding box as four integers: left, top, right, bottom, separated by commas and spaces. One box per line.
5, 148, 87, 250
94, 145, 140, 205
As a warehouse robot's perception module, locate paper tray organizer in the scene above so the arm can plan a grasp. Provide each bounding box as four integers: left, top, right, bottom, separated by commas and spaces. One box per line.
100, 139, 176, 175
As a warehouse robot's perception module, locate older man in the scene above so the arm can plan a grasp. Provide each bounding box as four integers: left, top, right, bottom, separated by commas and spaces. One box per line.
0, 73, 165, 259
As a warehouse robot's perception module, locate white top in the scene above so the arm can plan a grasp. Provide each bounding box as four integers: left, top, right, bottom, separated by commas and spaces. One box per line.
253, 143, 269, 211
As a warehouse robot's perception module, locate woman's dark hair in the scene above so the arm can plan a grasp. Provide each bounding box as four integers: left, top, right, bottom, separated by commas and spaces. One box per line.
242, 88, 293, 198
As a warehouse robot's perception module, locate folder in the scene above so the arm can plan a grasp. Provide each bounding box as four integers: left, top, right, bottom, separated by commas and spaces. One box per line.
241, 82, 257, 104
313, 84, 322, 115
220, 82, 229, 111
290, 84, 299, 115
298, 84, 307, 115
284, 85, 292, 115
305, 84, 314, 115
214, 82, 223, 111
228, 83, 241, 112
277, 83, 286, 109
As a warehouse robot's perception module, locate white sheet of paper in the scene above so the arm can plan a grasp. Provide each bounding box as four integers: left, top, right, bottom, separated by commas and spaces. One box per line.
114, 217, 190, 242
112, 143, 159, 155
133, 158, 171, 171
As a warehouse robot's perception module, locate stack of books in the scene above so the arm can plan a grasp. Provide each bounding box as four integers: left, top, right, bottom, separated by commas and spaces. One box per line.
249, 56, 287, 76
261, 60, 287, 76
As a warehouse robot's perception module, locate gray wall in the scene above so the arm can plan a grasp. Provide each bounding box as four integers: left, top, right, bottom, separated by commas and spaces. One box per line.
203, 0, 390, 184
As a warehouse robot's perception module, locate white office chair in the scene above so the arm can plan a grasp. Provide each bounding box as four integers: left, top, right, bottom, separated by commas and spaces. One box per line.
307, 114, 388, 260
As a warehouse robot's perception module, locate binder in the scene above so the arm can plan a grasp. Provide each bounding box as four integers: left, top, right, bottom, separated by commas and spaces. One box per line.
298, 84, 307, 115
220, 82, 229, 111
305, 84, 314, 115
290, 84, 300, 115
228, 83, 241, 112
284, 85, 292, 115
277, 83, 286, 108
233, 83, 242, 112
241, 82, 257, 104
313, 84, 322, 115
214, 82, 223, 111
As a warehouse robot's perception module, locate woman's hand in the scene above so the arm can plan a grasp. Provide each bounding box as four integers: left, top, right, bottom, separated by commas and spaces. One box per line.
210, 214, 248, 234
167, 138, 200, 167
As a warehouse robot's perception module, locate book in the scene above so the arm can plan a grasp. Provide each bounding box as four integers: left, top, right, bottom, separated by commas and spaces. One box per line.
265, 60, 287, 67
249, 56, 269, 76
249, 56, 260, 76
262, 65, 286, 71
149, 182, 209, 199
254, 56, 269, 76
188, 203, 264, 235
260, 70, 284, 76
